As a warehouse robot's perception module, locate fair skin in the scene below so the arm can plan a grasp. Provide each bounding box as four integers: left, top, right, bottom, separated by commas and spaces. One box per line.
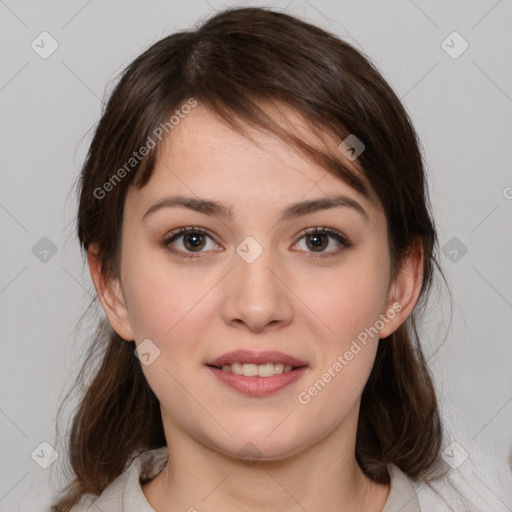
88, 103, 423, 512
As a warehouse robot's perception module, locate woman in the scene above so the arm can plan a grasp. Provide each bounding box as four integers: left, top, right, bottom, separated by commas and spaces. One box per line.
52, 6, 508, 511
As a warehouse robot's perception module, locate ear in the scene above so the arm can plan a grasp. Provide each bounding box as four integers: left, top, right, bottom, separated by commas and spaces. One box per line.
87, 244, 135, 341
378, 241, 424, 339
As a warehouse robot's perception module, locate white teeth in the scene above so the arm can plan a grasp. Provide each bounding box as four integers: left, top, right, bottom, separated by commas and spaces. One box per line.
219, 362, 295, 377
231, 363, 243, 375
273, 363, 284, 374
258, 363, 276, 377
243, 364, 258, 377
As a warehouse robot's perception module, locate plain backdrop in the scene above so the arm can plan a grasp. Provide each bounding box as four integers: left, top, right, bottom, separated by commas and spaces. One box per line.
1, 0, 511, 510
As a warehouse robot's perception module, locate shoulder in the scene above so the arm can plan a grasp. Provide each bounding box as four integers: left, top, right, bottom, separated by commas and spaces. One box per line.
392, 459, 512, 512
69, 446, 168, 512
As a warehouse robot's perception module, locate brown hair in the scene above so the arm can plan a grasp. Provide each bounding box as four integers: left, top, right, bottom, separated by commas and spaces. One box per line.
53, 6, 446, 510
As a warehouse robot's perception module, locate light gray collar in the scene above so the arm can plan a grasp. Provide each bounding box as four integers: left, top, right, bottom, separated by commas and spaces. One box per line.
381, 463, 421, 512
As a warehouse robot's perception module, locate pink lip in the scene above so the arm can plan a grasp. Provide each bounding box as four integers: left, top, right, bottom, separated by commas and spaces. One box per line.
206, 350, 308, 367
207, 366, 308, 397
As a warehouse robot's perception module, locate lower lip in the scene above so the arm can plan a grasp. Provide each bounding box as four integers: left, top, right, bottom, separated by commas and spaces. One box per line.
206, 366, 308, 396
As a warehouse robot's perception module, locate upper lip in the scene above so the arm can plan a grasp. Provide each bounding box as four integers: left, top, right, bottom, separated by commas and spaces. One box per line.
206, 350, 308, 368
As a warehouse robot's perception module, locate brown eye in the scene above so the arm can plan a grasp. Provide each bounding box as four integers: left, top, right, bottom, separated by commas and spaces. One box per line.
294, 227, 351, 257
163, 227, 219, 259
183, 232, 206, 251
305, 233, 329, 252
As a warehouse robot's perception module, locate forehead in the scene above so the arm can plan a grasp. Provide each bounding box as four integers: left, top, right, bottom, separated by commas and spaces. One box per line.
125, 102, 380, 222
162, 103, 360, 179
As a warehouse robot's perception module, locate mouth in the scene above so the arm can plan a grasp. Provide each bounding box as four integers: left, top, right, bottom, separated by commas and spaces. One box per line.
205, 350, 309, 396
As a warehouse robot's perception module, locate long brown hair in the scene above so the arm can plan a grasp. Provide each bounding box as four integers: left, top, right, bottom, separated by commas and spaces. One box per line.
53, 6, 446, 510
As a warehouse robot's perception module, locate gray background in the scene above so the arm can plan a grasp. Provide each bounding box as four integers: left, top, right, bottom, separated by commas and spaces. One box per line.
1, 0, 511, 509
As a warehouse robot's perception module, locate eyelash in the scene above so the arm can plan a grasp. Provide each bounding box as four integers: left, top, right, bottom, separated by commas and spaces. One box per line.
162, 226, 352, 260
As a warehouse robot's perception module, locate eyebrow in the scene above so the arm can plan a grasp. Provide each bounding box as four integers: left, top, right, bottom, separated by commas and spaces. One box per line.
142, 194, 369, 222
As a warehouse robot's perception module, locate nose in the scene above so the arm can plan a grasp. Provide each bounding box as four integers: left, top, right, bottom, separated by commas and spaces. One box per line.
221, 243, 294, 333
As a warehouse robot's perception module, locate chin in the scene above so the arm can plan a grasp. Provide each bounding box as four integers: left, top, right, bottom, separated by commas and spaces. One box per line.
213, 422, 310, 462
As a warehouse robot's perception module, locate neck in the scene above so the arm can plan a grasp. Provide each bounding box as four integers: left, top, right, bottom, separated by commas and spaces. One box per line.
142, 415, 389, 512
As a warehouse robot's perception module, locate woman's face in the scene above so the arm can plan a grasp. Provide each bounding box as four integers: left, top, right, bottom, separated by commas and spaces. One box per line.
98, 104, 414, 461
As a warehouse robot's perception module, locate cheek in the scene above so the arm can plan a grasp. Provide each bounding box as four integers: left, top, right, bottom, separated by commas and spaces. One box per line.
297, 257, 390, 350
121, 242, 214, 342
293, 253, 388, 408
